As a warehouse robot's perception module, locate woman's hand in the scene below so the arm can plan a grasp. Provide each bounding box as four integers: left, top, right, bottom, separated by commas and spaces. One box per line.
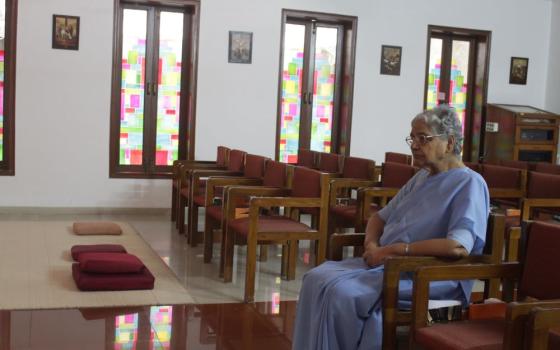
362, 243, 395, 267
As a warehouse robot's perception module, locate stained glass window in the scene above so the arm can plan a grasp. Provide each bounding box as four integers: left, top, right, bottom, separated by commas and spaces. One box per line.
279, 24, 304, 164
426, 38, 442, 110
449, 40, 470, 133
155, 12, 183, 166
119, 9, 147, 166
310, 27, 337, 154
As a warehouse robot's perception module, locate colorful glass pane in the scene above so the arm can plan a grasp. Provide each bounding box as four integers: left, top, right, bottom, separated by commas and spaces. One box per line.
119, 9, 147, 165
150, 306, 173, 349
426, 38, 442, 110
114, 313, 138, 350
155, 12, 183, 166
449, 40, 470, 133
279, 24, 305, 164
310, 26, 337, 153
0, 0, 5, 162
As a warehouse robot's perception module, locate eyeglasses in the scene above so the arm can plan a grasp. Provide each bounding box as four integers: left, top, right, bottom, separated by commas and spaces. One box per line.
405, 134, 445, 146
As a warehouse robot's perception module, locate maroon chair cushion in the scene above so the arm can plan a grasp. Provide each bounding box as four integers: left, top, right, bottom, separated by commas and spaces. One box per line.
206, 205, 223, 221
342, 157, 373, 179
527, 171, 560, 198
415, 319, 504, 350
71, 244, 127, 261
381, 162, 415, 188
519, 221, 560, 300
318, 153, 341, 173
227, 150, 246, 172
330, 205, 358, 226
291, 167, 321, 198
78, 252, 145, 274
228, 216, 315, 236
263, 161, 287, 187
535, 162, 560, 175
297, 149, 316, 168
72, 264, 155, 291
244, 154, 267, 178
481, 164, 521, 189
385, 152, 411, 165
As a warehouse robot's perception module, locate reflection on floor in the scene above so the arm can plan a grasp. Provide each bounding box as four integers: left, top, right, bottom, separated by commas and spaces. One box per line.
0, 211, 309, 349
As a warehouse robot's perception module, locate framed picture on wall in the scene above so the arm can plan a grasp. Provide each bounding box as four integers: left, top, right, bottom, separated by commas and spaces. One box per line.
52, 14, 80, 50
380, 45, 402, 76
509, 57, 528, 85
228, 31, 252, 64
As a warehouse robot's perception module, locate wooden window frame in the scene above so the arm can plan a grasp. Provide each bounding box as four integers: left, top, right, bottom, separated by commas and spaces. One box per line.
275, 9, 357, 160
109, 0, 199, 179
0, 0, 18, 176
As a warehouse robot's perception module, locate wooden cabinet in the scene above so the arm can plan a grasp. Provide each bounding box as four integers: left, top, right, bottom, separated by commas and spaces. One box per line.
484, 104, 560, 163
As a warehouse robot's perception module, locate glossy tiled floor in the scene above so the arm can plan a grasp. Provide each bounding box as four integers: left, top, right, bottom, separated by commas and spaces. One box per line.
0, 211, 311, 350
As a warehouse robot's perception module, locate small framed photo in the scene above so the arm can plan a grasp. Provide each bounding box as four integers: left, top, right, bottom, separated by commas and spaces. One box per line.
380, 45, 402, 76
52, 14, 80, 50
509, 57, 528, 85
228, 31, 252, 64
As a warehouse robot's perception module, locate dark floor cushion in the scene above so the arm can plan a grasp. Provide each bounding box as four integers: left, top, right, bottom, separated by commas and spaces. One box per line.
72, 264, 155, 291
78, 252, 145, 274
70, 244, 127, 261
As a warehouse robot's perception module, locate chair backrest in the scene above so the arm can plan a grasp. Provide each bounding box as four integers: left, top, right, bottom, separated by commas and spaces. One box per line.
297, 149, 318, 168
317, 152, 342, 173
526, 171, 560, 198
291, 166, 321, 198
262, 160, 290, 188
243, 154, 267, 178
518, 221, 560, 300
216, 146, 230, 167
535, 162, 560, 175
464, 161, 481, 173
342, 156, 376, 180
227, 149, 246, 172
499, 159, 532, 170
385, 152, 412, 165
481, 164, 524, 189
381, 162, 416, 188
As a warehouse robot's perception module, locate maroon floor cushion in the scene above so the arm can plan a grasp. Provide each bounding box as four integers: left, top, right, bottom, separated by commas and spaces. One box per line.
72, 264, 155, 291
71, 244, 127, 261
78, 252, 145, 274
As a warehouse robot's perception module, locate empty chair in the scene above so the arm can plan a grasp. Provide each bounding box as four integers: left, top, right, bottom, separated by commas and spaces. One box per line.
385, 151, 412, 165
535, 162, 560, 175
480, 163, 527, 209
317, 152, 343, 173
410, 220, 560, 350
296, 148, 318, 168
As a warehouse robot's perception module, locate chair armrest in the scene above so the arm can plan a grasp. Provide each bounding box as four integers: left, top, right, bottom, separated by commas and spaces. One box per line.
329, 178, 378, 206
522, 198, 560, 220
411, 262, 521, 330
329, 233, 365, 260
205, 177, 263, 205
525, 306, 560, 350
489, 187, 524, 199
249, 196, 322, 209
223, 187, 291, 221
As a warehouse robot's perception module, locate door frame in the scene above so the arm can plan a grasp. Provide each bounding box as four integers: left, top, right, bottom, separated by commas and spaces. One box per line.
275, 9, 357, 161
423, 25, 491, 162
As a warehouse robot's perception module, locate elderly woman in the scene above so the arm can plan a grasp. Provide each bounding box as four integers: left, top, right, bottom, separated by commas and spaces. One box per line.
292, 105, 489, 350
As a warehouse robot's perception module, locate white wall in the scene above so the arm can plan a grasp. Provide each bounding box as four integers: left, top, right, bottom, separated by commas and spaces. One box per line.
545, 0, 560, 113
0, 0, 556, 208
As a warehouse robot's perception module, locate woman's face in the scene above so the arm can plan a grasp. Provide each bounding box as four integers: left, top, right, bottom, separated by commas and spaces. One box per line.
409, 119, 450, 171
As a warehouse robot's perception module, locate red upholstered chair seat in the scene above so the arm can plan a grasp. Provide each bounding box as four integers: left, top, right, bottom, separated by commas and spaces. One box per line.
228, 216, 316, 237
415, 319, 504, 350
72, 264, 155, 291
71, 244, 127, 261
206, 205, 223, 221
330, 203, 380, 227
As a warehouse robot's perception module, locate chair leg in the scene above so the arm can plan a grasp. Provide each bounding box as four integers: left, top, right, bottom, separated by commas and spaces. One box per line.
171, 185, 177, 222
258, 245, 268, 262
286, 240, 297, 281
244, 235, 258, 303
188, 203, 200, 247
177, 194, 187, 234
280, 244, 289, 279
222, 229, 235, 282
315, 238, 326, 266
203, 216, 215, 263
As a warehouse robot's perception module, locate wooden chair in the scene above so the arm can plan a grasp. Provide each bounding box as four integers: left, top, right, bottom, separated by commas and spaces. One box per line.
525, 306, 560, 350
172, 146, 229, 223
329, 214, 505, 350
410, 220, 560, 350
223, 166, 330, 302
181, 149, 247, 243
481, 164, 527, 212
385, 151, 413, 165
316, 152, 343, 173
200, 154, 270, 260
296, 148, 318, 168
328, 156, 377, 242
534, 162, 560, 175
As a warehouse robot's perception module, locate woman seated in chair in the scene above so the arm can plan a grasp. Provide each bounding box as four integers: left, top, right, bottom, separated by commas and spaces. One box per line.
292, 105, 490, 350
